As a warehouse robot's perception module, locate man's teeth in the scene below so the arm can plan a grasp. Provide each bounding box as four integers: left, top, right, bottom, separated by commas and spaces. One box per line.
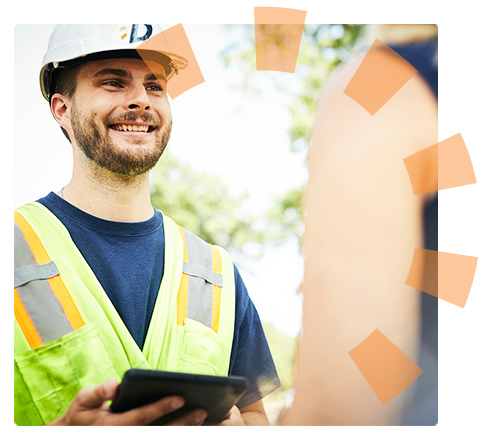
112, 124, 149, 132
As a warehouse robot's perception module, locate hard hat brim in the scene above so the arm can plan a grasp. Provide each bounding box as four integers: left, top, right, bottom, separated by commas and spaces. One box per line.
40, 48, 188, 101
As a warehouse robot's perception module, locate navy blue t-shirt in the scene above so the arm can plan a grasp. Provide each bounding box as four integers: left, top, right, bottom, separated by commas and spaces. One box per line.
38, 192, 280, 407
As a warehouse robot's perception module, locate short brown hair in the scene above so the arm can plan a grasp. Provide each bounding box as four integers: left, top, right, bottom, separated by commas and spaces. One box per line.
50, 64, 83, 142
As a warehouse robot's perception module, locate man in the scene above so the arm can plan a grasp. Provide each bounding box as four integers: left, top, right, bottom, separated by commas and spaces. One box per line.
14, 24, 280, 426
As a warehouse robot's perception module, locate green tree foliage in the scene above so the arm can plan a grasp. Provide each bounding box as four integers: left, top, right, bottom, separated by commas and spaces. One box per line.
221, 24, 364, 245
290, 24, 364, 150
262, 322, 297, 391
222, 24, 363, 150
150, 150, 274, 260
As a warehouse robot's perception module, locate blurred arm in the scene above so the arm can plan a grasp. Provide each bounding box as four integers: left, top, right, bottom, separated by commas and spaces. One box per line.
281, 53, 438, 425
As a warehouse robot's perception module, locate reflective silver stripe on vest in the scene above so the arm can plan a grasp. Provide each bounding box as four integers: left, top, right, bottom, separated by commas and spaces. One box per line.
15, 260, 59, 288
14, 222, 74, 343
181, 227, 223, 328
182, 262, 223, 287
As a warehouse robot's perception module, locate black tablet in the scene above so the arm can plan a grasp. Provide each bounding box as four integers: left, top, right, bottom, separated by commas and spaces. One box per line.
110, 369, 249, 424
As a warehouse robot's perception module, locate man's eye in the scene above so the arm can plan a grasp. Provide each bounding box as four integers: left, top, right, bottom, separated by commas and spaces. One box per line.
146, 84, 164, 92
103, 80, 122, 88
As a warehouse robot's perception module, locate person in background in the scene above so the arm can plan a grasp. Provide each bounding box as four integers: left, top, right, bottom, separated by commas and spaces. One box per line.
281, 24, 438, 425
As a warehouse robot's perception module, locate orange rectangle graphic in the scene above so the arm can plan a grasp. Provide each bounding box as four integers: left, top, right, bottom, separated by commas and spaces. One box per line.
136, 24, 204, 99
254, 7, 306, 73
343, 39, 417, 115
403, 133, 476, 195
406, 248, 477, 308
349, 329, 423, 405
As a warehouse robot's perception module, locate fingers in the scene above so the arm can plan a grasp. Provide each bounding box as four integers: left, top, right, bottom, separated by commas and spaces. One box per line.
54, 379, 208, 426
109, 395, 187, 426
75, 378, 119, 410
50, 379, 120, 425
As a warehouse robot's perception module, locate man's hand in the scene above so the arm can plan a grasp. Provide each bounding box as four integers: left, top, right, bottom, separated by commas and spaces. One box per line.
47, 378, 207, 426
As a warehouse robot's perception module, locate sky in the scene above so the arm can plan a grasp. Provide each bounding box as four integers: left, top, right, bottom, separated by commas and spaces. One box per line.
6, 0, 479, 437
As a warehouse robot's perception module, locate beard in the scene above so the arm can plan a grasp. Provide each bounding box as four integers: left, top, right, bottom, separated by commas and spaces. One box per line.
70, 105, 171, 177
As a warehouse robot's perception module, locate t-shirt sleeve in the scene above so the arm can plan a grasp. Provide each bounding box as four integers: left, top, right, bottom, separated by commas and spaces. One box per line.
228, 265, 281, 408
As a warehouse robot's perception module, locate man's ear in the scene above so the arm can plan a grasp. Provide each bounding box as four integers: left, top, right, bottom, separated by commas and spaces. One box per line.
50, 93, 72, 132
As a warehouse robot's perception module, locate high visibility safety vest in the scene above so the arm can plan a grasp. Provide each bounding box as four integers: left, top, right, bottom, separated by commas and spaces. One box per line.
14, 202, 236, 426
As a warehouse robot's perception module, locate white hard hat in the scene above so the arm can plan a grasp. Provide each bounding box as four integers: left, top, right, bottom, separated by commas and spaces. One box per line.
40, 24, 188, 100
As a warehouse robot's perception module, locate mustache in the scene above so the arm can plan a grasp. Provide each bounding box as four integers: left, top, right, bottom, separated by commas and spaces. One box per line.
105, 111, 161, 127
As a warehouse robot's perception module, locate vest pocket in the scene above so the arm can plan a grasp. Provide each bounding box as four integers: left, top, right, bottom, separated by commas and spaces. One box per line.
14, 322, 121, 425
177, 318, 225, 376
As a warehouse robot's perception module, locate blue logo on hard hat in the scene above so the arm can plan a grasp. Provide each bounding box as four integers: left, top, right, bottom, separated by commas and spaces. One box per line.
130, 25, 153, 43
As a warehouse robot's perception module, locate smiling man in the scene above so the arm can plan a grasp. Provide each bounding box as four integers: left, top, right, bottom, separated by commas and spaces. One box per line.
68, 62, 171, 179
14, 24, 280, 426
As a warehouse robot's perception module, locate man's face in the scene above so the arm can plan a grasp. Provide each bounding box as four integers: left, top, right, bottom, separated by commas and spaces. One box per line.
69, 58, 172, 177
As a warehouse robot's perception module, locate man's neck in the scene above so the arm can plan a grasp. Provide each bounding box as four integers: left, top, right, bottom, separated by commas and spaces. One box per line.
61, 161, 154, 223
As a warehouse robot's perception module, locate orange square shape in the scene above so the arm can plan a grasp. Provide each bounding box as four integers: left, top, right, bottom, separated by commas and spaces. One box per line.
403, 133, 476, 195
137, 24, 204, 99
254, 7, 306, 73
349, 329, 423, 405
406, 248, 478, 308
344, 39, 418, 115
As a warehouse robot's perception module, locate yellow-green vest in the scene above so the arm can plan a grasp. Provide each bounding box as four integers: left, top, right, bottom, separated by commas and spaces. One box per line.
14, 202, 235, 425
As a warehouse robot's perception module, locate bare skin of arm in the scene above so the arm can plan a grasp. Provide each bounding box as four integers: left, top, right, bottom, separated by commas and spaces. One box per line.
281, 51, 438, 425
239, 400, 270, 425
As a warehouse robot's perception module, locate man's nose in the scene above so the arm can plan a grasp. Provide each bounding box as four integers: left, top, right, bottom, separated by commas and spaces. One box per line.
124, 85, 151, 111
